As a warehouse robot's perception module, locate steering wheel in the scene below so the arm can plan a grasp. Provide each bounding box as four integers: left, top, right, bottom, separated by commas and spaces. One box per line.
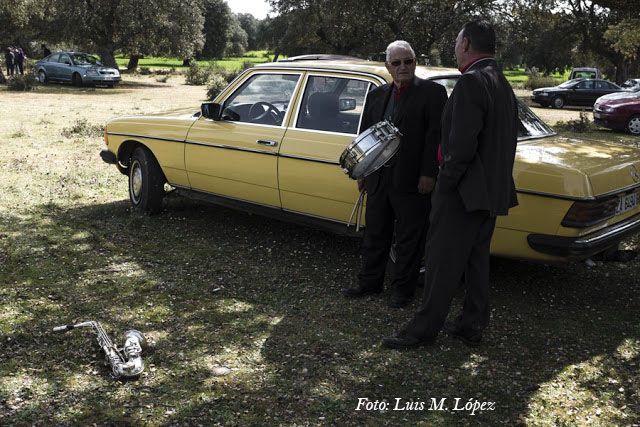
248, 101, 280, 124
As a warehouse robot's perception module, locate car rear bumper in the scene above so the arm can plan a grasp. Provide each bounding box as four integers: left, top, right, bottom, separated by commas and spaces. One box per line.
527, 212, 640, 258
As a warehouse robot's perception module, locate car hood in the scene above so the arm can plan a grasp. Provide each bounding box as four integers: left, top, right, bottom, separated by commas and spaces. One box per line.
515, 135, 640, 198
596, 96, 640, 107
106, 108, 200, 140
596, 91, 639, 102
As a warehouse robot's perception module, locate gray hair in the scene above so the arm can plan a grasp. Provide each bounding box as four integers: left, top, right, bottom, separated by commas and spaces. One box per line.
385, 40, 415, 62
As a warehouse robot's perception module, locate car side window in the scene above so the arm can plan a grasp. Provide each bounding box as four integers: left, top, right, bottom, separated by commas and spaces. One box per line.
296, 75, 372, 134
222, 73, 300, 126
576, 81, 593, 90
595, 81, 607, 89
59, 54, 71, 65
48, 53, 60, 62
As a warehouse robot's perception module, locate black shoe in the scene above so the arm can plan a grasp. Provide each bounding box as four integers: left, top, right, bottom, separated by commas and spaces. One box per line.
443, 321, 482, 347
381, 330, 435, 350
388, 293, 413, 308
342, 285, 383, 298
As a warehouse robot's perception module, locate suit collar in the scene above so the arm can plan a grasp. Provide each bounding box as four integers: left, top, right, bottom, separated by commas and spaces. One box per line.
463, 57, 496, 73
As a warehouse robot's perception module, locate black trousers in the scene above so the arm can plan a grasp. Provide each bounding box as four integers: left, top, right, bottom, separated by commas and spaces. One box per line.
358, 168, 430, 297
408, 188, 496, 338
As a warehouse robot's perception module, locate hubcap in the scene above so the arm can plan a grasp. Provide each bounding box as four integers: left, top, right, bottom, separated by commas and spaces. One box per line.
628, 117, 640, 135
554, 97, 563, 108
38, 71, 45, 83
130, 160, 143, 204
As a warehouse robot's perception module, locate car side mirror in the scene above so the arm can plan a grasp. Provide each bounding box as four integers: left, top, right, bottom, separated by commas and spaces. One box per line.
339, 98, 357, 111
201, 102, 222, 120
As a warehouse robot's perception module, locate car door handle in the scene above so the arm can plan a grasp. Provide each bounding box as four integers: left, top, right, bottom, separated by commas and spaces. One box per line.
257, 140, 278, 147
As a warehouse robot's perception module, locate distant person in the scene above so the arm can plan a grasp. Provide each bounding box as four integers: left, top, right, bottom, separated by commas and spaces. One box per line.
14, 47, 25, 75
5, 47, 14, 76
42, 44, 51, 57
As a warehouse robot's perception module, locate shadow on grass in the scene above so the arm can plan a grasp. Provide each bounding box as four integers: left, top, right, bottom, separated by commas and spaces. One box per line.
0, 198, 638, 425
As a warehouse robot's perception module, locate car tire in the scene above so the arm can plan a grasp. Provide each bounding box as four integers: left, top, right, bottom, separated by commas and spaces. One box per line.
37, 70, 48, 84
626, 115, 640, 135
128, 147, 166, 214
72, 73, 83, 87
551, 96, 565, 109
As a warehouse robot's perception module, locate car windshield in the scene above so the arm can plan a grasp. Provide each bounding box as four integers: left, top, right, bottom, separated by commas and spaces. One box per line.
71, 54, 100, 65
558, 79, 580, 88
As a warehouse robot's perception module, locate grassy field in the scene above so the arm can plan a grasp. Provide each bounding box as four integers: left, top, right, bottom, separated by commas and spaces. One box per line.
0, 76, 639, 426
115, 51, 279, 71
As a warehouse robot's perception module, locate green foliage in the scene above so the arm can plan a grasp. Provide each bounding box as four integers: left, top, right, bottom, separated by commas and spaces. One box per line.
185, 63, 213, 85
526, 73, 562, 90
225, 14, 249, 57
206, 74, 229, 100
554, 112, 596, 133
7, 73, 37, 91
604, 19, 640, 61
201, 0, 232, 58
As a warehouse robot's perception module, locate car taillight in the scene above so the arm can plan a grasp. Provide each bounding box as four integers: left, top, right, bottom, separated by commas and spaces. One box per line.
562, 197, 619, 228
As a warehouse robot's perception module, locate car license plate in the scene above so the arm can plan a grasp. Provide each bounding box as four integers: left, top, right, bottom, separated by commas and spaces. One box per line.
616, 192, 639, 215
593, 112, 601, 119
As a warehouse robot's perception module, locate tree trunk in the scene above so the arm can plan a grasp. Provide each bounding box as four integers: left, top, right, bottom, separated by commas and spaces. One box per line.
97, 46, 118, 69
182, 58, 191, 66
272, 51, 280, 62
0, 69, 6, 84
127, 55, 141, 71
614, 60, 629, 84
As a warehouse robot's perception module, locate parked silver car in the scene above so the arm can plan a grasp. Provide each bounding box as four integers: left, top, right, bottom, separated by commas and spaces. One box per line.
33, 52, 121, 87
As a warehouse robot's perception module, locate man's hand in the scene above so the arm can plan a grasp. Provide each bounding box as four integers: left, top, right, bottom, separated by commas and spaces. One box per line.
417, 176, 435, 194
357, 178, 365, 191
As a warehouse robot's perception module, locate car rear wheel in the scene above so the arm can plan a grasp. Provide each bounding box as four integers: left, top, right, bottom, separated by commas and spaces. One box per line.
626, 115, 640, 135
72, 73, 83, 87
37, 70, 48, 84
552, 96, 565, 109
129, 147, 166, 214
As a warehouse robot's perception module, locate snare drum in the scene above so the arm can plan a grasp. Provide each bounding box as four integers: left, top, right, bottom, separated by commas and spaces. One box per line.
339, 121, 402, 180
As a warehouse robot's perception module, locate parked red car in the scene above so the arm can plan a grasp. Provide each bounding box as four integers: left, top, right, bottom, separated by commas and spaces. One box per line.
593, 92, 640, 135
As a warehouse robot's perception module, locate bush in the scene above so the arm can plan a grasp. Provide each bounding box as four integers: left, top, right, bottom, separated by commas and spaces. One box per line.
526, 75, 561, 90
206, 74, 229, 100
156, 75, 171, 83
7, 73, 37, 91
139, 67, 152, 75
61, 118, 104, 138
185, 63, 212, 85
553, 111, 595, 133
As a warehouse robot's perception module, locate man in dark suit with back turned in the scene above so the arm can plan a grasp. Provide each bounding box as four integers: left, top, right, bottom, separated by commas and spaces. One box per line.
383, 20, 519, 347
342, 40, 447, 308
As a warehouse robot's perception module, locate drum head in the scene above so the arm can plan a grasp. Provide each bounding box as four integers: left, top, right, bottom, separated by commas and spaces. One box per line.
350, 138, 400, 179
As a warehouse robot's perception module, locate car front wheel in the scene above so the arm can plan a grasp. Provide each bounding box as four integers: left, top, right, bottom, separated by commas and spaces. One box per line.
129, 147, 166, 213
551, 96, 565, 109
37, 70, 47, 84
72, 73, 83, 87
626, 115, 640, 135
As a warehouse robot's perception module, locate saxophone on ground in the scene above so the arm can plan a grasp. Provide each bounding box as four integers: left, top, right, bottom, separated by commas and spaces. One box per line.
53, 320, 145, 379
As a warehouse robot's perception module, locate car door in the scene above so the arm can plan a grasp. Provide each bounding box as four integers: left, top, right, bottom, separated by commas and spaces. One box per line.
57, 53, 73, 82
572, 80, 594, 105
185, 71, 302, 207
278, 72, 379, 223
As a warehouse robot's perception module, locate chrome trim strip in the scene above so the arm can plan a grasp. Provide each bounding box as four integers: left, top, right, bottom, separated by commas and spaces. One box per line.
184, 140, 277, 156
575, 213, 640, 244
279, 153, 340, 165
253, 65, 388, 85
517, 182, 640, 201
107, 132, 185, 143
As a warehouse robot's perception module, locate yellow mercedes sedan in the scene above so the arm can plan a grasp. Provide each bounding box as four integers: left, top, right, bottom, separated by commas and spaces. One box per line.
100, 57, 640, 263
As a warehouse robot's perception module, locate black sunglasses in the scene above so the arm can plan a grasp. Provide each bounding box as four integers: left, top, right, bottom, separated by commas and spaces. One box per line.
389, 58, 415, 67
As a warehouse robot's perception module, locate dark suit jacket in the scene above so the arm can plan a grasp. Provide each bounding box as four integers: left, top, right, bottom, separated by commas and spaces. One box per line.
438, 58, 518, 216
360, 76, 447, 193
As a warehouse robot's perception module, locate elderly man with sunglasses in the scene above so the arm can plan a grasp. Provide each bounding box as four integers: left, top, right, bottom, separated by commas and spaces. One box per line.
342, 40, 447, 308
